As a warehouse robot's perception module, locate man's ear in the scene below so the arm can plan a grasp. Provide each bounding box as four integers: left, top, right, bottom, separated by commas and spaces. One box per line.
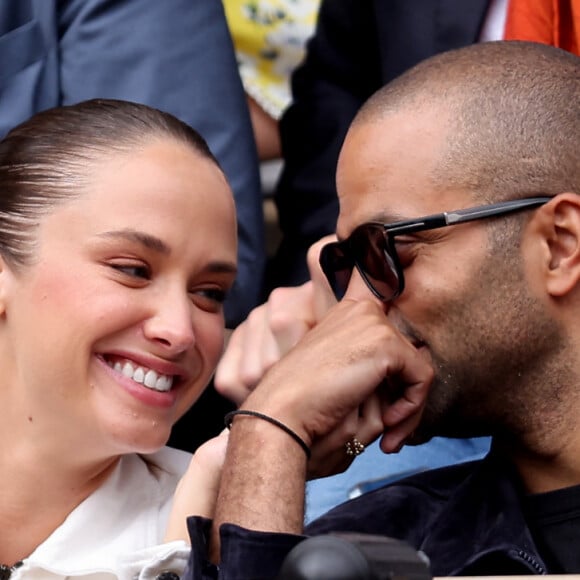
535, 193, 580, 297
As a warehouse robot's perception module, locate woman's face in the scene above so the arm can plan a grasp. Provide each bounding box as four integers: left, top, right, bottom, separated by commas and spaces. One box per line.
0, 138, 237, 457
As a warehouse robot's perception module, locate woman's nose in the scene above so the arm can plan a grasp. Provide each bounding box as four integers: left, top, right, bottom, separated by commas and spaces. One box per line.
143, 294, 195, 354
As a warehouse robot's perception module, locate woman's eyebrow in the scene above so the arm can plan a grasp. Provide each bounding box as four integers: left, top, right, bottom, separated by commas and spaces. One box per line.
97, 229, 170, 255
202, 262, 238, 275
97, 229, 238, 274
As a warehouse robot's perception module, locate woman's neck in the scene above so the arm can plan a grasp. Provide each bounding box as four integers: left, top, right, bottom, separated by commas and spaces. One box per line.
0, 442, 119, 566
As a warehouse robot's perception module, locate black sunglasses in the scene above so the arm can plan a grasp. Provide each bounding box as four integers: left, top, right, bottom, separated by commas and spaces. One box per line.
319, 196, 552, 302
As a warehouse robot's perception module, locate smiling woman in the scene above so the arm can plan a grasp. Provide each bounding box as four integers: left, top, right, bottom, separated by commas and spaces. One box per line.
0, 99, 237, 577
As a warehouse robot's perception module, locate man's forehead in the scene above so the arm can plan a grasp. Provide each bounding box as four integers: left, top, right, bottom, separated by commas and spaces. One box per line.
336, 113, 454, 236
337, 109, 450, 181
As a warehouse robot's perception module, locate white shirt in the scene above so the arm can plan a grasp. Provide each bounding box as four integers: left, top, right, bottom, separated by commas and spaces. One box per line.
480, 0, 509, 41
13, 447, 192, 579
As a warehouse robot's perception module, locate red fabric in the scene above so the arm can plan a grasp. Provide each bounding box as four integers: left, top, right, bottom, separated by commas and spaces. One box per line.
504, 0, 580, 55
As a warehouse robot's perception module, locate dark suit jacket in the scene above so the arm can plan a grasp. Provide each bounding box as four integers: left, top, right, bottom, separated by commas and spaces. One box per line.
0, 0, 265, 328
269, 0, 490, 289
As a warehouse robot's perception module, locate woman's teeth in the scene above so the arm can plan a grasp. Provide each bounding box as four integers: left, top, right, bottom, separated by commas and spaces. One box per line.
109, 359, 173, 392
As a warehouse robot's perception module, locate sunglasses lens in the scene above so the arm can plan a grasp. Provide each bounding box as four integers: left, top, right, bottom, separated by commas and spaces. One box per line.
350, 226, 401, 301
320, 226, 401, 301
319, 242, 352, 299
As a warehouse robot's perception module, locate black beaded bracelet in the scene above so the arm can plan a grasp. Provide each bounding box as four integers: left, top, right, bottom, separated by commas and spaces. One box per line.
224, 409, 311, 459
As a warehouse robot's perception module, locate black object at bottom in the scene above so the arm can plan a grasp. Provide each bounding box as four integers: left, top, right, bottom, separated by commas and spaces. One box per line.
277, 533, 432, 580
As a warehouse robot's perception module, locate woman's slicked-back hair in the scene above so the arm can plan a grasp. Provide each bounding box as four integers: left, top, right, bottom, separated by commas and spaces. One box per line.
0, 98, 219, 267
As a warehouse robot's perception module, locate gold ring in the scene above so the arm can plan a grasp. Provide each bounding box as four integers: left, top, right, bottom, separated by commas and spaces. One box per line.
345, 437, 365, 457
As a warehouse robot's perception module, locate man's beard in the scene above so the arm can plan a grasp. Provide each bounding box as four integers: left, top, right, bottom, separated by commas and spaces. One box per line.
397, 240, 566, 445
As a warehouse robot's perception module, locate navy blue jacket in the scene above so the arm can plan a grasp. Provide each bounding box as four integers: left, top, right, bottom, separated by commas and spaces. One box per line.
0, 0, 264, 328
186, 451, 549, 578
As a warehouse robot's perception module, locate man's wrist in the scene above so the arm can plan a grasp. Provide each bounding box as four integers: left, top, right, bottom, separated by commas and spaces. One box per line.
225, 410, 312, 458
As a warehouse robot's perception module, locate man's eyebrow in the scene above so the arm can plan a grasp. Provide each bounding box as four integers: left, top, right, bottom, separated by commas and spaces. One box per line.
97, 229, 170, 254
337, 211, 411, 241
369, 210, 411, 224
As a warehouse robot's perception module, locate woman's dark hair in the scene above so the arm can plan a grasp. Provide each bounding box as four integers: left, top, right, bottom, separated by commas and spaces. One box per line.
0, 98, 220, 266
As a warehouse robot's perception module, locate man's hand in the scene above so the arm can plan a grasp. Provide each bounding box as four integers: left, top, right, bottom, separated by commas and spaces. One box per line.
243, 297, 434, 454
306, 392, 385, 479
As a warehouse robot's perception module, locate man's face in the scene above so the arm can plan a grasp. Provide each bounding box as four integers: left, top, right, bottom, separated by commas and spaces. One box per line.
335, 110, 562, 441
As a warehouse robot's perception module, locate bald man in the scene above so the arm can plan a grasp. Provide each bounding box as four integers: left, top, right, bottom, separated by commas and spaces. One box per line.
185, 41, 580, 577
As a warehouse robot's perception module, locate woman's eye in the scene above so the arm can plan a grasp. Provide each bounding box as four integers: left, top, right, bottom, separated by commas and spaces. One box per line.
197, 288, 227, 304
191, 287, 228, 312
111, 263, 151, 280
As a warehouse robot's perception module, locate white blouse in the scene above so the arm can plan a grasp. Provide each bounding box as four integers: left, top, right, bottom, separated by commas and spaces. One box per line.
13, 447, 191, 579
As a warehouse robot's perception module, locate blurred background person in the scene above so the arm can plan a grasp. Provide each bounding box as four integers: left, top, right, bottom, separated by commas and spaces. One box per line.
223, 0, 321, 162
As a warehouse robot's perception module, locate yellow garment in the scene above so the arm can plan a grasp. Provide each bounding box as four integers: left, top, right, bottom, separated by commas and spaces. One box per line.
223, 0, 320, 119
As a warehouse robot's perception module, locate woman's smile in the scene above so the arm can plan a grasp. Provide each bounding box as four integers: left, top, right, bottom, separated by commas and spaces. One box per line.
109, 358, 174, 393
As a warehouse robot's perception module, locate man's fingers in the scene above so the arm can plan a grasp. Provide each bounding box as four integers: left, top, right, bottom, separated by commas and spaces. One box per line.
215, 319, 253, 405
381, 378, 430, 427
306, 236, 338, 321
307, 408, 361, 479
358, 393, 387, 442
236, 305, 279, 388
267, 283, 317, 354
215, 283, 321, 406
379, 411, 423, 454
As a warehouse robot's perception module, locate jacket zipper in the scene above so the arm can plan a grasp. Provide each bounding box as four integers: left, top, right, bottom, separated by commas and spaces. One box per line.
515, 549, 547, 574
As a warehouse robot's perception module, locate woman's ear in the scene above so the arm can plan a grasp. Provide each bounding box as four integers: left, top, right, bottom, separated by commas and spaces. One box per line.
0, 253, 13, 316
537, 193, 580, 298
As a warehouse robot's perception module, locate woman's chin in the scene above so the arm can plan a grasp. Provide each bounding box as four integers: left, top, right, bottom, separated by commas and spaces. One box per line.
102, 421, 174, 456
